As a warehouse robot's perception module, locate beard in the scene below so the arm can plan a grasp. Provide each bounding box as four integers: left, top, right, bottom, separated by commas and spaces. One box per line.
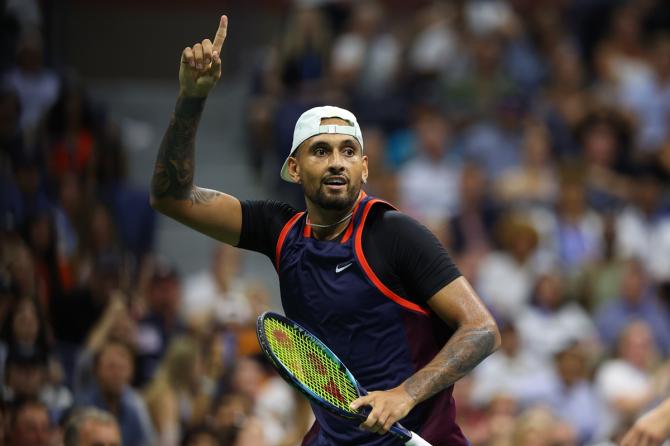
307, 182, 360, 211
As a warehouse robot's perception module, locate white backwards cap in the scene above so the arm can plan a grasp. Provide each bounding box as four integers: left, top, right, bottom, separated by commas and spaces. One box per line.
280, 105, 364, 183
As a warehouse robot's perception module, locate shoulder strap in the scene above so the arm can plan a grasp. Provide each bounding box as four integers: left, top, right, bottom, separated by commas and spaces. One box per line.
353, 199, 430, 315
275, 211, 305, 271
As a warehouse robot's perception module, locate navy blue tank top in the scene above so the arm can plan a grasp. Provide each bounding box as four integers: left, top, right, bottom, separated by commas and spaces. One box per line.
275, 193, 468, 446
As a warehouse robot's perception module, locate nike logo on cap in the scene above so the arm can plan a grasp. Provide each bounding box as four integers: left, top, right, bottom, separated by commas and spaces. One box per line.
335, 262, 353, 273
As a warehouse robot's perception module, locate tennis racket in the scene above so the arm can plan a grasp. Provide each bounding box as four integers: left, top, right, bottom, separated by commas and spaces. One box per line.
256, 311, 432, 446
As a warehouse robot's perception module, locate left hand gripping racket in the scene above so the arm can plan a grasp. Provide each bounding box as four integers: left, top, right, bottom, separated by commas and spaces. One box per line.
256, 311, 432, 446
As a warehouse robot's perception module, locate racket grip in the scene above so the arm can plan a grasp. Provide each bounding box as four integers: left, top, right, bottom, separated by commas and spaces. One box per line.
404, 431, 433, 446
389, 424, 433, 446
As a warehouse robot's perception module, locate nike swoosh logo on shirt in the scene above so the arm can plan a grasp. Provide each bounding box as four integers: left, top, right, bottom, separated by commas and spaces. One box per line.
335, 262, 353, 273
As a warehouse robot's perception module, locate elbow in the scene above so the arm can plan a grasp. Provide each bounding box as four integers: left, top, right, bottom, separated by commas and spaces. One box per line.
473, 317, 501, 357
488, 320, 502, 353
149, 194, 172, 216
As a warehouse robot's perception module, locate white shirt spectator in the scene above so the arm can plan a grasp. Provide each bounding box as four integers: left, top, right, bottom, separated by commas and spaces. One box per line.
471, 348, 551, 407
398, 155, 461, 225
182, 272, 252, 325
616, 207, 670, 281
476, 252, 539, 319
516, 303, 598, 360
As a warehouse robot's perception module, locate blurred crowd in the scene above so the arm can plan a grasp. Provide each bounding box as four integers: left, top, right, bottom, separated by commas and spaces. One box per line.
1, 1, 313, 446
247, 0, 670, 445
1, 0, 670, 445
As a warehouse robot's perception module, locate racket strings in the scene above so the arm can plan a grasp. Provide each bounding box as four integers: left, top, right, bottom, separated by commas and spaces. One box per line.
264, 318, 359, 413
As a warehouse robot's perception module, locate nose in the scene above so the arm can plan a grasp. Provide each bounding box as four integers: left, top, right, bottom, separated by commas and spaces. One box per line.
327, 151, 345, 173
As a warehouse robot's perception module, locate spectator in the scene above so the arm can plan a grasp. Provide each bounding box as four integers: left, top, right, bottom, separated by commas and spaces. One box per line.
615, 164, 670, 282
510, 406, 577, 446
595, 320, 663, 438
476, 214, 544, 319
51, 254, 124, 386
75, 340, 155, 446
3, 347, 72, 422
73, 292, 136, 397
542, 342, 605, 444
593, 3, 651, 101
0, 296, 49, 381
617, 33, 670, 153
407, 2, 461, 81
3, 347, 48, 404
574, 213, 628, 312
494, 120, 558, 210
2, 29, 59, 134
539, 41, 590, 159
448, 161, 499, 258
574, 109, 633, 212
516, 272, 598, 361
143, 336, 210, 446
63, 407, 121, 446
135, 262, 184, 386
460, 94, 526, 181
595, 259, 670, 356
397, 104, 462, 228
231, 354, 298, 446
330, 0, 401, 126
182, 244, 252, 327
549, 178, 603, 275
211, 392, 266, 446
44, 78, 99, 183
8, 398, 52, 446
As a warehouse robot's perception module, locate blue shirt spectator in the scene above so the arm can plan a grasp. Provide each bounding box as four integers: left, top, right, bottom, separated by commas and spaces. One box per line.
595, 261, 670, 355
74, 341, 155, 446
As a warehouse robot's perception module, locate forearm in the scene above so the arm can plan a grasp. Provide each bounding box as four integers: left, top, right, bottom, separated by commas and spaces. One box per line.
403, 323, 498, 404
151, 95, 207, 203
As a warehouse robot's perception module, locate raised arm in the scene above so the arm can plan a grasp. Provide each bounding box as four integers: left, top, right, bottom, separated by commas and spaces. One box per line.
150, 15, 242, 246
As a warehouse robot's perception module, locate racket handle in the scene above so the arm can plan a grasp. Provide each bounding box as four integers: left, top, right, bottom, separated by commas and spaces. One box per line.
389, 424, 433, 446
404, 431, 433, 446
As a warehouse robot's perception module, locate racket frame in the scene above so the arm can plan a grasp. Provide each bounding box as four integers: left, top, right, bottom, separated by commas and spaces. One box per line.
256, 311, 415, 442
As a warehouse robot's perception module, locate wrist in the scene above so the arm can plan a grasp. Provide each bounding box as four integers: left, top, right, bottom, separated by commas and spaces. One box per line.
175, 95, 207, 119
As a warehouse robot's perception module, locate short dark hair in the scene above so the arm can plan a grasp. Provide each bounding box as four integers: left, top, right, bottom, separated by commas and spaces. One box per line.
9, 398, 48, 430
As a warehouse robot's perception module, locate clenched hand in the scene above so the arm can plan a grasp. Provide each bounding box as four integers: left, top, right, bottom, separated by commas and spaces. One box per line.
179, 15, 228, 98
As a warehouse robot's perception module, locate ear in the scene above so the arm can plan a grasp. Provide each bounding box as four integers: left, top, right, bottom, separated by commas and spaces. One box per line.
361, 155, 369, 185
287, 157, 301, 184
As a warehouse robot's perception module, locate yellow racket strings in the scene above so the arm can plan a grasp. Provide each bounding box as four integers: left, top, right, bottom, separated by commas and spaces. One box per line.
264, 317, 359, 413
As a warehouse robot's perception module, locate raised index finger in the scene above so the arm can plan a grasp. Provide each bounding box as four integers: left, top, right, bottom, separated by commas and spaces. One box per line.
212, 15, 228, 54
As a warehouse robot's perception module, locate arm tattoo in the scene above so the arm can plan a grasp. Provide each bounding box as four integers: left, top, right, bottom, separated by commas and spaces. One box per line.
404, 326, 497, 403
152, 96, 219, 204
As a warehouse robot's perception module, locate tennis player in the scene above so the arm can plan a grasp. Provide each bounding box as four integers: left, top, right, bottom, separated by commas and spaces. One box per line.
150, 15, 500, 446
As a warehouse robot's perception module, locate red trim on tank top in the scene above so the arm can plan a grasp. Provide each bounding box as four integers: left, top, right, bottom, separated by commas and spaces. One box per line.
354, 199, 430, 315
275, 212, 304, 271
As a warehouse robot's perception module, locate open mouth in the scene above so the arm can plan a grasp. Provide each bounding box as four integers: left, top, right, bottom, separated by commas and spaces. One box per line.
322, 176, 348, 190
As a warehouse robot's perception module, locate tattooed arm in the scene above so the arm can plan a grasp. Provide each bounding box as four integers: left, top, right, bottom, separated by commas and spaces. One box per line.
150, 15, 242, 246
351, 276, 500, 435
403, 277, 500, 403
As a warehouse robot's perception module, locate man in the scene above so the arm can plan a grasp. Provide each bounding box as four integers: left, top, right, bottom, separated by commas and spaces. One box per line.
150, 15, 500, 445
9, 399, 51, 446
3, 348, 73, 423
75, 341, 154, 446
63, 408, 121, 446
